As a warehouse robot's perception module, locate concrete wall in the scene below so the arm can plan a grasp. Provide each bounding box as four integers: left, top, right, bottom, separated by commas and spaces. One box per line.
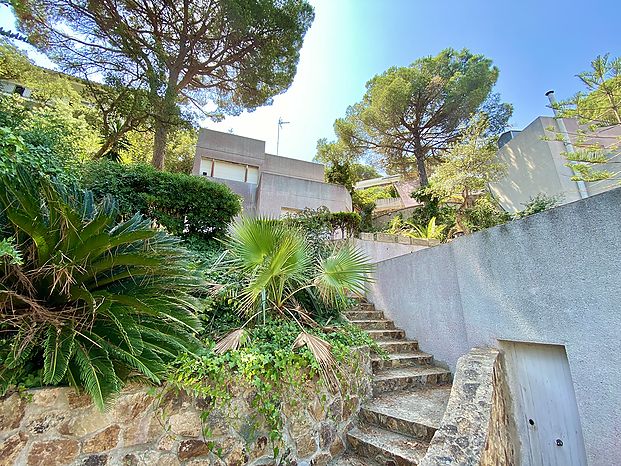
256, 173, 352, 217
366, 187, 621, 466
351, 238, 428, 264
491, 117, 621, 212
263, 153, 325, 182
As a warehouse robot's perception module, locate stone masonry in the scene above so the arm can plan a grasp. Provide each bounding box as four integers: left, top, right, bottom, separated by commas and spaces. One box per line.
0, 348, 372, 466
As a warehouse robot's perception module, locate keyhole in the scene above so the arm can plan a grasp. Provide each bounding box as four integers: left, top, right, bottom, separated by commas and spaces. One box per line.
556, 439, 563, 447
528, 419, 535, 426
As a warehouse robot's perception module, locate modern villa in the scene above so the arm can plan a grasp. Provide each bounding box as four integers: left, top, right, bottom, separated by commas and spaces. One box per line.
192, 128, 352, 216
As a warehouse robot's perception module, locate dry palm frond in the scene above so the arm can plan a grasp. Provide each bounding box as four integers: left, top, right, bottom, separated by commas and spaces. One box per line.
293, 331, 340, 393
214, 328, 247, 354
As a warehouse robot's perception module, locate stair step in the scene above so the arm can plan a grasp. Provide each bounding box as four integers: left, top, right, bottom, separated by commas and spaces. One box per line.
375, 340, 419, 354
360, 386, 451, 441
344, 310, 385, 320
373, 366, 451, 395
372, 352, 433, 371
328, 453, 380, 466
367, 329, 405, 341
349, 319, 396, 330
347, 426, 428, 466
354, 302, 376, 311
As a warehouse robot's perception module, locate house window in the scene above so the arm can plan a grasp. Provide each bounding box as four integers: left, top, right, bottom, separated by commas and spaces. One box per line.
201, 158, 259, 184
13, 85, 26, 96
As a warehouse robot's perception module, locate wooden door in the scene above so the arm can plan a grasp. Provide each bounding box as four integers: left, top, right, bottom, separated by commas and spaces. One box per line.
502, 341, 587, 466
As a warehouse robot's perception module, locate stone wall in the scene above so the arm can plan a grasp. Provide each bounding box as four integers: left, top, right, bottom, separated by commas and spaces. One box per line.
0, 349, 372, 466
420, 347, 518, 466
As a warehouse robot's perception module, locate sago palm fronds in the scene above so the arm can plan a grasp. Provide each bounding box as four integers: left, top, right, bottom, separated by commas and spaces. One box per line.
0, 169, 204, 409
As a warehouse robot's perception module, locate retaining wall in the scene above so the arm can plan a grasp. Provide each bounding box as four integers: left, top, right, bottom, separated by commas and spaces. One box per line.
367, 187, 621, 465
0, 349, 372, 466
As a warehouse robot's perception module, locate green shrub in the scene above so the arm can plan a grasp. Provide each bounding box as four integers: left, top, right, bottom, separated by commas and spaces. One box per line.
514, 193, 562, 219
0, 95, 93, 184
0, 170, 205, 408
462, 196, 511, 232
171, 317, 378, 446
80, 160, 241, 239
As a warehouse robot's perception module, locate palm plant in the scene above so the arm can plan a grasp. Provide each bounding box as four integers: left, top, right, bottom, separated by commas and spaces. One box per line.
0, 170, 204, 409
215, 217, 373, 388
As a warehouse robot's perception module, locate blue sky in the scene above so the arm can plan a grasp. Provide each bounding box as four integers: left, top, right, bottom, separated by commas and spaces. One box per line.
1, 0, 619, 161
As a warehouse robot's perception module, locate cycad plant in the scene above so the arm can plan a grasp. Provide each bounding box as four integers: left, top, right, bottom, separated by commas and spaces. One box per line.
215, 217, 373, 388
0, 170, 204, 409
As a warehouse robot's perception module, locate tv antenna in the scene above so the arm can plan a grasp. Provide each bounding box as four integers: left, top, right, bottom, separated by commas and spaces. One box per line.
276, 117, 290, 156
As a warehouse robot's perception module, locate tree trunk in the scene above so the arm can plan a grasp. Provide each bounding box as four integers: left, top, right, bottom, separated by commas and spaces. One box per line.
151, 87, 177, 170
152, 117, 169, 169
415, 153, 429, 187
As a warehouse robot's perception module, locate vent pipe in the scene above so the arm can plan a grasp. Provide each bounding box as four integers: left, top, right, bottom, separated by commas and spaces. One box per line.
546, 90, 589, 199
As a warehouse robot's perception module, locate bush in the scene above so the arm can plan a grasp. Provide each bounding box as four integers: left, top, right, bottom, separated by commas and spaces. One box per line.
0, 95, 95, 184
514, 193, 562, 219
462, 196, 511, 232
80, 160, 241, 239
0, 170, 205, 408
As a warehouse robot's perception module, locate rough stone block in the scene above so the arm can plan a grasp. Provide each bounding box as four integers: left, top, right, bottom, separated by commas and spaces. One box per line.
83, 424, 120, 453
0, 432, 28, 466
359, 232, 375, 241
397, 235, 411, 244
27, 439, 80, 466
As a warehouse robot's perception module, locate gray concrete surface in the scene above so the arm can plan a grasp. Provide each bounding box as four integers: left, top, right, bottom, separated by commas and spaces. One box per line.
351, 238, 428, 264
367, 187, 621, 466
193, 129, 351, 215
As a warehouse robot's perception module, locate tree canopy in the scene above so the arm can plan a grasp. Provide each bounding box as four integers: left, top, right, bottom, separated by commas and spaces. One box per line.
10, 0, 315, 169
332, 48, 512, 186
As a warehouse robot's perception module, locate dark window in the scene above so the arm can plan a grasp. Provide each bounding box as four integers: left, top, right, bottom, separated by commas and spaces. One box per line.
13, 85, 26, 96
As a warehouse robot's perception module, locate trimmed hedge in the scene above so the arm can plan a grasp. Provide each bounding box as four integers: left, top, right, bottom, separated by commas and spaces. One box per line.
80, 160, 241, 238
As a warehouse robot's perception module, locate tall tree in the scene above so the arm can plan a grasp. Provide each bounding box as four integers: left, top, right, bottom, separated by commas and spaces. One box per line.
333, 48, 511, 187
10, 0, 314, 169
314, 138, 378, 193
427, 114, 507, 210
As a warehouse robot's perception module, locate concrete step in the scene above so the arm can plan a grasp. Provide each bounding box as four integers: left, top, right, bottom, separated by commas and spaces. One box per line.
353, 302, 376, 312
328, 453, 380, 466
367, 329, 405, 341
371, 352, 433, 371
375, 340, 419, 354
349, 319, 396, 330
360, 386, 451, 441
372, 366, 452, 396
347, 426, 428, 466
344, 310, 385, 320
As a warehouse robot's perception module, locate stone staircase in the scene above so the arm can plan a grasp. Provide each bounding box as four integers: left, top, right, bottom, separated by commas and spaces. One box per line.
331, 302, 452, 466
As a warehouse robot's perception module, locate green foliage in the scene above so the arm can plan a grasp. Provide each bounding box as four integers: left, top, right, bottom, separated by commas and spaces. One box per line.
514, 193, 562, 219
461, 196, 511, 232
0, 95, 95, 183
0, 237, 22, 265
122, 128, 199, 173
12, 0, 315, 167
352, 185, 399, 228
80, 160, 241, 239
553, 54, 621, 185
428, 114, 507, 202
221, 217, 373, 317
0, 170, 205, 408
170, 317, 378, 445
409, 188, 456, 237
333, 48, 511, 185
